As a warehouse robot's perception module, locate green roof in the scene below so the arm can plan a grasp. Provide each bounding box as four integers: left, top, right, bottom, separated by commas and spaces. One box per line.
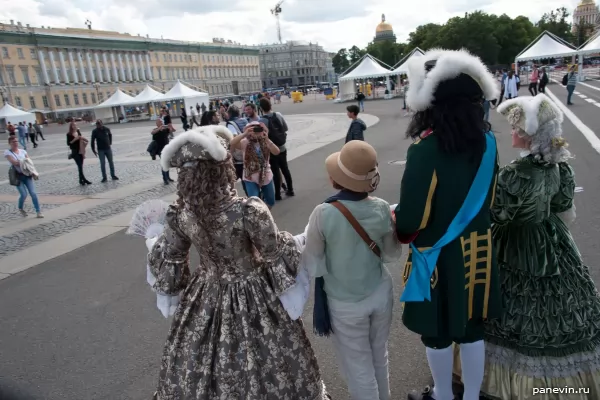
0, 31, 259, 55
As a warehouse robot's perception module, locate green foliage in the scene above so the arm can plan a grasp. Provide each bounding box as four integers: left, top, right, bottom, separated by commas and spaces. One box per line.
332, 48, 351, 74
334, 8, 582, 69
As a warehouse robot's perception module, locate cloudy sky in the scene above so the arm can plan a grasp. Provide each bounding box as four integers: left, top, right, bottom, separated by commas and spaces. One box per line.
0, 0, 582, 52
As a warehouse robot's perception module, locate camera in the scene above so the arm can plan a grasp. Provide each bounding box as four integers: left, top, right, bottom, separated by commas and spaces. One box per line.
253, 126, 264, 133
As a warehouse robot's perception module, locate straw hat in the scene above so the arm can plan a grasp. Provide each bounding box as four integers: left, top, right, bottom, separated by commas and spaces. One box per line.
325, 141, 380, 193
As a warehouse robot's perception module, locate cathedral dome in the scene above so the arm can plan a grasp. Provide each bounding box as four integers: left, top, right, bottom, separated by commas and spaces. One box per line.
376, 21, 393, 33
373, 14, 396, 43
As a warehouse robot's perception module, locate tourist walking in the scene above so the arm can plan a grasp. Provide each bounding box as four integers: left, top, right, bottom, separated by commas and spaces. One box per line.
67, 121, 92, 186
27, 122, 37, 148
528, 65, 539, 96
145, 125, 329, 399
16, 122, 27, 150
33, 121, 45, 141
5, 135, 43, 218
259, 98, 294, 199
356, 90, 366, 111
538, 67, 549, 94
189, 106, 200, 127
200, 102, 207, 114
565, 65, 578, 105
150, 119, 173, 185
303, 140, 401, 400
179, 106, 189, 131
395, 49, 501, 400
91, 120, 119, 182
456, 94, 600, 400
345, 105, 367, 143
502, 70, 519, 100
230, 121, 280, 208
225, 105, 249, 196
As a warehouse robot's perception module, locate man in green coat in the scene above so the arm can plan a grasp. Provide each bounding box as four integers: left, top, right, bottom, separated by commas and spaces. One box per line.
394, 49, 502, 400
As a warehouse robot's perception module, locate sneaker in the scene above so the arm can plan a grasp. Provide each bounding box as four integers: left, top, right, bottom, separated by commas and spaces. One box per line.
286, 190, 295, 197
101, 178, 108, 183
36, 212, 44, 218
111, 176, 119, 181
19, 209, 27, 217
275, 194, 282, 201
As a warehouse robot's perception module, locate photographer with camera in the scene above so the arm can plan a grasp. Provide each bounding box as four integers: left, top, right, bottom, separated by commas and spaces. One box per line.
230, 121, 280, 208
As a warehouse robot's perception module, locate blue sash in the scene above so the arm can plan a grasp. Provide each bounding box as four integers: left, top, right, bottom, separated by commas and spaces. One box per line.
400, 131, 497, 302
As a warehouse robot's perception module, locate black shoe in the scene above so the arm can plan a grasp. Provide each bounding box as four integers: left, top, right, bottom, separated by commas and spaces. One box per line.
275, 194, 282, 201
111, 176, 119, 180
281, 183, 287, 191
101, 178, 108, 183
80, 181, 85, 186
168, 178, 175, 182
286, 190, 295, 197
164, 180, 170, 185
568, 102, 574, 105
84, 180, 92, 185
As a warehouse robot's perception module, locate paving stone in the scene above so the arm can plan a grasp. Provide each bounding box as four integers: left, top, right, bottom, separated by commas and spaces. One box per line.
0, 202, 62, 223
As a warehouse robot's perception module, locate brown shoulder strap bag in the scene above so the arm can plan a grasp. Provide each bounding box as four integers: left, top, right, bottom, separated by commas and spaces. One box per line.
330, 201, 381, 258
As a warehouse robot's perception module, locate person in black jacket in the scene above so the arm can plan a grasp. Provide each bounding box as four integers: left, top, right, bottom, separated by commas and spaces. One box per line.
150, 119, 174, 185
345, 105, 367, 143
538, 67, 549, 94
91, 120, 118, 182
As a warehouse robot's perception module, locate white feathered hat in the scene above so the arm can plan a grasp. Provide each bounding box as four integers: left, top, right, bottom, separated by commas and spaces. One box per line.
496, 94, 563, 136
160, 125, 233, 172
406, 48, 500, 112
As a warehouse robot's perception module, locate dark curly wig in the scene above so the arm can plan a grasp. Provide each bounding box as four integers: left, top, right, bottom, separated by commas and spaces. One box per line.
175, 153, 238, 218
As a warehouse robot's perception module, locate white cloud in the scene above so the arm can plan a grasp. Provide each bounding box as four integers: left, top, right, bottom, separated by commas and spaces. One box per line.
0, 0, 581, 52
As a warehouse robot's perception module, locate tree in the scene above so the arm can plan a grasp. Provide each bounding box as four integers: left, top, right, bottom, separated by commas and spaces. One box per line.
537, 7, 573, 43
348, 45, 366, 64
365, 41, 406, 68
407, 23, 443, 50
332, 48, 350, 74
574, 21, 595, 47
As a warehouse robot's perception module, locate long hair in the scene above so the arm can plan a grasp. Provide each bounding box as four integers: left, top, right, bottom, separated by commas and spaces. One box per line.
200, 111, 218, 126
175, 154, 237, 218
406, 97, 491, 161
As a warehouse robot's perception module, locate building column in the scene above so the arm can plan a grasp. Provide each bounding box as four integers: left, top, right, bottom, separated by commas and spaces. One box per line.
67, 50, 79, 84
38, 50, 50, 84
110, 53, 119, 82
117, 53, 126, 82
102, 52, 111, 83
124, 53, 133, 81
77, 50, 87, 82
58, 50, 69, 84
94, 52, 103, 82
131, 53, 140, 81
137, 53, 146, 80
48, 50, 60, 84
145, 53, 153, 80
86, 51, 95, 82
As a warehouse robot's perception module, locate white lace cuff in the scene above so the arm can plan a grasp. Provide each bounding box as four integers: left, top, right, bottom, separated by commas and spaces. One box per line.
147, 263, 180, 318
279, 266, 310, 320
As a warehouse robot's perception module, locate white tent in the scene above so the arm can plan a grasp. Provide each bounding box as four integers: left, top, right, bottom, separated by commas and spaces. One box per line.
339, 55, 391, 81
95, 88, 135, 108
389, 48, 425, 75
94, 88, 135, 123
516, 31, 577, 61
124, 85, 165, 104
0, 103, 36, 125
161, 80, 209, 112
578, 31, 600, 55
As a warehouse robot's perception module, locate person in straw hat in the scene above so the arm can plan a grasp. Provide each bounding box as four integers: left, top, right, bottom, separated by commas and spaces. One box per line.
302, 140, 402, 400
146, 125, 330, 399
454, 94, 600, 399
393, 49, 501, 400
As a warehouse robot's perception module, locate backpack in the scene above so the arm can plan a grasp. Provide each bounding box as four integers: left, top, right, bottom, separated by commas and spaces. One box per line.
562, 74, 569, 86
263, 113, 287, 146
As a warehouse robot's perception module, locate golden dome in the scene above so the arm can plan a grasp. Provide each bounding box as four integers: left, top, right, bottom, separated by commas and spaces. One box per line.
578, 0, 595, 6
376, 22, 393, 33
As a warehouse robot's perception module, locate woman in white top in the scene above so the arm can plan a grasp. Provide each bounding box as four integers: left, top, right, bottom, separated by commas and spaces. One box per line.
303, 141, 402, 400
4, 136, 43, 218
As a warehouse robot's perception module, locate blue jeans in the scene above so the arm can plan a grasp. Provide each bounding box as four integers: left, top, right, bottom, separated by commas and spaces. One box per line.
98, 148, 115, 179
18, 135, 27, 150
17, 175, 40, 212
567, 85, 575, 104
245, 180, 275, 207
358, 100, 365, 111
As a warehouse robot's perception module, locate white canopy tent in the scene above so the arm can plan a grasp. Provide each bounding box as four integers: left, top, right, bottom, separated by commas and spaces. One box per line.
125, 85, 165, 104
516, 31, 577, 63
389, 47, 425, 75
338, 54, 392, 101
162, 80, 209, 112
0, 104, 36, 126
578, 31, 600, 55
94, 88, 135, 123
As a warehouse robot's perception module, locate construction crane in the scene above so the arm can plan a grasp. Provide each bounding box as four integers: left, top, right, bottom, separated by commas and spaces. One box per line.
271, 0, 284, 44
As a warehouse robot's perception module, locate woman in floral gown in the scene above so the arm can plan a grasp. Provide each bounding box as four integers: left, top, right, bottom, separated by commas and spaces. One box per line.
147, 125, 329, 400
455, 94, 600, 399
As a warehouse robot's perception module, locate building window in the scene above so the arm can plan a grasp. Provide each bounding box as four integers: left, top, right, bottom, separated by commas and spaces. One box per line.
17, 48, 24, 59
169, 54, 173, 62
91, 93, 96, 104
7, 67, 16, 85
42, 95, 49, 108
15, 96, 22, 107
73, 94, 79, 105
212, 55, 215, 62
54, 94, 61, 107
20, 66, 31, 85
64, 94, 70, 106
29, 96, 36, 108
155, 53, 158, 62
158, 67, 162, 80
82, 93, 88, 104
30, 48, 37, 59
2, 47, 8, 58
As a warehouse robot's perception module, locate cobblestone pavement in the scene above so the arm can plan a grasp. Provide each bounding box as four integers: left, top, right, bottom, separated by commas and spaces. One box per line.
0, 202, 62, 223
0, 113, 371, 258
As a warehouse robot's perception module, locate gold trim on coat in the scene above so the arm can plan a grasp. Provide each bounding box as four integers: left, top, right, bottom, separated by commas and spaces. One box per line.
461, 230, 492, 319
418, 170, 438, 230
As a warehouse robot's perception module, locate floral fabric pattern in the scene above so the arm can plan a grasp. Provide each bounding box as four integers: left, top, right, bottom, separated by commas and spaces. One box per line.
149, 197, 328, 400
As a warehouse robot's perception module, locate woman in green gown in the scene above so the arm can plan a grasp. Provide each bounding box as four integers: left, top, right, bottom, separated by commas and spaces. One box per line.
454, 94, 600, 399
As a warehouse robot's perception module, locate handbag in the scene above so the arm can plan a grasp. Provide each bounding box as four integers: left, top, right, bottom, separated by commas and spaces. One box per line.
330, 201, 381, 258
8, 151, 22, 186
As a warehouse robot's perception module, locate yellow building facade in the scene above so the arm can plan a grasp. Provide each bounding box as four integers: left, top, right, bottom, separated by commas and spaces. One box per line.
0, 22, 260, 119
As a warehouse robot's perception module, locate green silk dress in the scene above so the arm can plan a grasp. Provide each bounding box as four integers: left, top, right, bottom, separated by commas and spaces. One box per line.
454, 156, 600, 399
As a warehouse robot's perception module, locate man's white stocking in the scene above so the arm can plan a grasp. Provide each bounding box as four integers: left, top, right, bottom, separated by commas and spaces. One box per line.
425, 346, 454, 400
459, 340, 485, 400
